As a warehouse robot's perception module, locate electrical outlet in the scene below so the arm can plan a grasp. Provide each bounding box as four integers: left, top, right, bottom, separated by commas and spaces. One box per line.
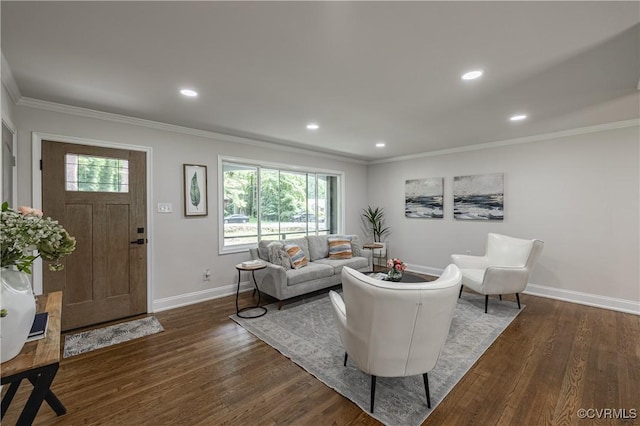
465, 250, 471, 255
203, 269, 211, 281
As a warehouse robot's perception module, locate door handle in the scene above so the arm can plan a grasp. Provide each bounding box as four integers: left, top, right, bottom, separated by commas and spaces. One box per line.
130, 238, 145, 245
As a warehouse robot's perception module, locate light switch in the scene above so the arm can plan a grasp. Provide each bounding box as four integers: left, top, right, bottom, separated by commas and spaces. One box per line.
157, 203, 173, 213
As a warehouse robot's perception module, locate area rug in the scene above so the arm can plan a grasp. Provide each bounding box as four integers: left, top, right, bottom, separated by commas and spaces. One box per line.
231, 293, 522, 426
63, 316, 164, 358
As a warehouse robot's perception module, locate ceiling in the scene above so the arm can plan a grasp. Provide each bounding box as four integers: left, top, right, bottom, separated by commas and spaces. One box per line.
2, 1, 639, 162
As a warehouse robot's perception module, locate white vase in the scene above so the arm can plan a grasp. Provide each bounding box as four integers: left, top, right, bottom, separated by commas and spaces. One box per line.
0, 267, 36, 363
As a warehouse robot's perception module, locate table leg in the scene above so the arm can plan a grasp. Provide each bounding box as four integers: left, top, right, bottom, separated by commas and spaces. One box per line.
236, 269, 268, 319
17, 363, 63, 425
235, 268, 242, 314
1, 380, 21, 418
27, 375, 66, 415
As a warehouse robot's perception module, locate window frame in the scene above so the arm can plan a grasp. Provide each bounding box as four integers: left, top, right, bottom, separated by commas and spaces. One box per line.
218, 155, 345, 255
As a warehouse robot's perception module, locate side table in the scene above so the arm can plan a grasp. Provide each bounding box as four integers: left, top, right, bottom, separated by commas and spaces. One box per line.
362, 243, 384, 273
235, 262, 268, 318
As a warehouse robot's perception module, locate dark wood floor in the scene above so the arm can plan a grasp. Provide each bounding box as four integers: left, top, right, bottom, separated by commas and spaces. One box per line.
2, 280, 638, 425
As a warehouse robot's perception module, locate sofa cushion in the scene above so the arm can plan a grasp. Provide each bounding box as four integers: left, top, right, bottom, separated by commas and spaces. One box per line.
257, 239, 277, 261
306, 235, 329, 261
267, 242, 292, 270
286, 262, 333, 286
314, 256, 368, 274
282, 237, 310, 260
284, 243, 309, 269
328, 236, 353, 259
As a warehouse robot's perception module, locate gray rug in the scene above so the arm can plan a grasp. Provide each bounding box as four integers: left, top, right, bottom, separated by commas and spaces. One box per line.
231, 292, 522, 426
63, 316, 164, 358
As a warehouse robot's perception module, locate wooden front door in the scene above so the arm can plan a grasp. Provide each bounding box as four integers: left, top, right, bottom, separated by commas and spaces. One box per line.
42, 141, 147, 331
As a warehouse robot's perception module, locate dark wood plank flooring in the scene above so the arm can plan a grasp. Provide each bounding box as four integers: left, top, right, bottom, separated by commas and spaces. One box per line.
2, 282, 638, 425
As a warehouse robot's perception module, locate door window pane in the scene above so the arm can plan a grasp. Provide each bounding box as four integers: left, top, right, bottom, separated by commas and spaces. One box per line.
65, 154, 129, 192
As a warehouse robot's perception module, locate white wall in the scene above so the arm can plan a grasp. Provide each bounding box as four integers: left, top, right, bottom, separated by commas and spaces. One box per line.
13, 104, 368, 310
366, 124, 639, 313
11, 100, 640, 314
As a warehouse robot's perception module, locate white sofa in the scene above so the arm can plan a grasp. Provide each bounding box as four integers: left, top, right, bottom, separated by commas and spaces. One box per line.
249, 234, 371, 308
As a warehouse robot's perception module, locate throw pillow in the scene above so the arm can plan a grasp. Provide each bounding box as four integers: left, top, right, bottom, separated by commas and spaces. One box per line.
267, 242, 292, 270
328, 237, 353, 259
284, 243, 308, 269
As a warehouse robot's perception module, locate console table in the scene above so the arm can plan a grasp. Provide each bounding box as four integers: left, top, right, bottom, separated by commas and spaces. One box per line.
1, 291, 66, 425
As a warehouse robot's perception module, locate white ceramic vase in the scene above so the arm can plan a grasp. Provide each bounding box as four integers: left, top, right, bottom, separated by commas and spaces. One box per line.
0, 267, 37, 363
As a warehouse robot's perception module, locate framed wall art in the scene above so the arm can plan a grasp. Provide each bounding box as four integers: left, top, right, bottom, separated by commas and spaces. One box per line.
183, 164, 208, 217
405, 178, 444, 218
453, 172, 503, 220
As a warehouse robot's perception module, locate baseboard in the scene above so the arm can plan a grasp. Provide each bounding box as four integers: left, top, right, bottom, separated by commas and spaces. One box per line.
408, 264, 639, 315
524, 283, 640, 315
407, 264, 444, 278
152, 281, 254, 312
153, 268, 639, 316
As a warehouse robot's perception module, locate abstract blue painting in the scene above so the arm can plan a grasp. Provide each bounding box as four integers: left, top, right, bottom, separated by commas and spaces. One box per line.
453, 173, 504, 220
405, 178, 444, 219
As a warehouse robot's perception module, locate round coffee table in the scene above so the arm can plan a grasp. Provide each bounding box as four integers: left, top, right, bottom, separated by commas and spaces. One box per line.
369, 271, 429, 283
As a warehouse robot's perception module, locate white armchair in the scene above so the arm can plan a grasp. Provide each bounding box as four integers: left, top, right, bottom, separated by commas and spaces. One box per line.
451, 233, 544, 313
329, 265, 462, 413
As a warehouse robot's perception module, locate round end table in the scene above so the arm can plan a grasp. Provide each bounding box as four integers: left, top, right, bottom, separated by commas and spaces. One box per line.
363, 243, 384, 273
235, 262, 268, 318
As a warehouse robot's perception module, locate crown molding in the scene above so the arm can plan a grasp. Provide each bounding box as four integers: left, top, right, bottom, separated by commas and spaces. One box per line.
14, 94, 638, 167
369, 118, 640, 165
1, 53, 22, 103
16, 97, 367, 165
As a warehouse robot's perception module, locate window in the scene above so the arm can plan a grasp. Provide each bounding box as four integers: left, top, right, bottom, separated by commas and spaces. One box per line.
221, 159, 342, 252
65, 154, 129, 192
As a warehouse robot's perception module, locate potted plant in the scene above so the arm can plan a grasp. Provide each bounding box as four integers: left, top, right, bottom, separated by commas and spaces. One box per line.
0, 202, 76, 362
362, 206, 390, 243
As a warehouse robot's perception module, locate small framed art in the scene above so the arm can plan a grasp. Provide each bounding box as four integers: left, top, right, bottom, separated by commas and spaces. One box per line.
183, 164, 208, 217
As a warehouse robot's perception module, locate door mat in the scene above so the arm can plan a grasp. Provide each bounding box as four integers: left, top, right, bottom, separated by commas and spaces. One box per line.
63, 316, 164, 358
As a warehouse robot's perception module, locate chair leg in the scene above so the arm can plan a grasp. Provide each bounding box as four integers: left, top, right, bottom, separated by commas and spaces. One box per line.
485, 295, 489, 313
423, 373, 431, 408
499, 294, 502, 300
459, 285, 464, 298
344, 352, 348, 366
516, 293, 521, 309
370, 375, 377, 413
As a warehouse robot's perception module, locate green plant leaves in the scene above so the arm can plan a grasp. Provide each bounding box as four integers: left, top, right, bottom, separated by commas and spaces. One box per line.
190, 172, 201, 207
362, 206, 390, 242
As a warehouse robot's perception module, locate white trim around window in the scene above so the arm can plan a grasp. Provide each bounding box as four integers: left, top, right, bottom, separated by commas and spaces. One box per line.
218, 155, 346, 255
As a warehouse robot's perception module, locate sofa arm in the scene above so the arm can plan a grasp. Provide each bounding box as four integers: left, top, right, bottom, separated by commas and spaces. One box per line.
252, 262, 288, 300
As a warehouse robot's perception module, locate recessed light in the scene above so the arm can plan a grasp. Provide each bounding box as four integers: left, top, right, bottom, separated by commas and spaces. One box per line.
510, 114, 528, 121
461, 70, 483, 80
180, 89, 198, 97
306, 123, 319, 130
376, 142, 386, 148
